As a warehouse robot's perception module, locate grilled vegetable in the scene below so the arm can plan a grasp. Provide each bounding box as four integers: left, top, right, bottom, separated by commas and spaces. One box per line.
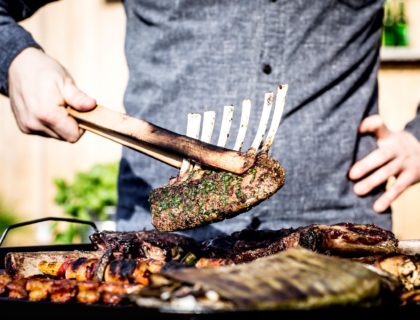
5, 251, 102, 279
134, 248, 390, 311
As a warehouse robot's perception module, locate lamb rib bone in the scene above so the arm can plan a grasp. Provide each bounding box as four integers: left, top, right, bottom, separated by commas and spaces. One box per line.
150, 85, 288, 231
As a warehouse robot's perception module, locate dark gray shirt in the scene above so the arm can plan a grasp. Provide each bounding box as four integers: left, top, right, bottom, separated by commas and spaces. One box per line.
2, 0, 419, 240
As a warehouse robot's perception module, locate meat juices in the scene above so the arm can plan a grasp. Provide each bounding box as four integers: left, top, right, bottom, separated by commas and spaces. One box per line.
149, 152, 286, 231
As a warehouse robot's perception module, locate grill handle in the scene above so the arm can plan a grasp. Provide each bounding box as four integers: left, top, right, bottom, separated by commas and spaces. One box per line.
0, 217, 99, 247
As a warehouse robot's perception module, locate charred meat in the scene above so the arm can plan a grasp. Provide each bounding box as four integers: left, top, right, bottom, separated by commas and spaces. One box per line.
89, 230, 197, 261
37, 257, 163, 286
199, 223, 398, 263
199, 228, 297, 263
296, 223, 398, 256
149, 152, 286, 231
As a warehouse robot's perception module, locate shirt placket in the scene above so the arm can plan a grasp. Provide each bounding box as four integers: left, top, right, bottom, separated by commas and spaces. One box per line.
258, 0, 286, 87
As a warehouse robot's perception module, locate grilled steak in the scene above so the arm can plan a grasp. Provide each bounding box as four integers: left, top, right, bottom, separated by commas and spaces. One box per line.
89, 230, 197, 261
149, 152, 286, 231
199, 228, 297, 263
200, 223, 398, 263
295, 223, 398, 256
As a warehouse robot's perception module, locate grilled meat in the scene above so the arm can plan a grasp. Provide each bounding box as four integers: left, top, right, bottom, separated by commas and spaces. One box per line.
374, 255, 420, 291
199, 223, 398, 263
0, 222, 403, 307
50, 279, 77, 303
5, 251, 102, 279
0, 274, 140, 305
199, 228, 296, 263
0, 273, 11, 295
90, 230, 196, 261
77, 281, 101, 304
26, 278, 52, 301
6, 279, 28, 299
296, 223, 398, 256
195, 258, 234, 268
37, 257, 163, 286
99, 282, 140, 305
104, 258, 163, 285
400, 289, 420, 305
65, 258, 98, 281
149, 152, 286, 231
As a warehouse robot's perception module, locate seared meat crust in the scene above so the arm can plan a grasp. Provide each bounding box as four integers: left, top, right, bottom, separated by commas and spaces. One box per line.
90, 230, 196, 261
149, 152, 285, 231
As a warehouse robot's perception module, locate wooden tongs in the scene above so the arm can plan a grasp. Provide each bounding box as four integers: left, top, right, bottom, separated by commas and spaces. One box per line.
67, 105, 256, 174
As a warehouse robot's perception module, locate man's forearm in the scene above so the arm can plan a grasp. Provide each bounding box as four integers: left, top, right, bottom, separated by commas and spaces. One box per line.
0, 0, 57, 96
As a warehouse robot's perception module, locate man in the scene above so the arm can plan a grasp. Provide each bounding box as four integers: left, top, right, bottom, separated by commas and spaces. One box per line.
1, 0, 420, 240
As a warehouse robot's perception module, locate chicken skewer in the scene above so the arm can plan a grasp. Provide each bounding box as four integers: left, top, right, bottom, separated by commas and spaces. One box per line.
36, 257, 164, 286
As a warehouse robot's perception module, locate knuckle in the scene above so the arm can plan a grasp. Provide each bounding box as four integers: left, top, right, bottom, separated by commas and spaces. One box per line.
393, 182, 405, 194
36, 109, 53, 124
379, 147, 393, 160
24, 119, 41, 132
18, 125, 31, 134
382, 166, 395, 179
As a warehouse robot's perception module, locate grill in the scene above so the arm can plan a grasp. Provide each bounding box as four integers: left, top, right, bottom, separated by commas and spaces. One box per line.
0, 217, 418, 319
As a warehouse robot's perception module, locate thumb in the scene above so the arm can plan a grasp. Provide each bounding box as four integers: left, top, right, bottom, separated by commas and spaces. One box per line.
62, 77, 96, 111
358, 115, 390, 139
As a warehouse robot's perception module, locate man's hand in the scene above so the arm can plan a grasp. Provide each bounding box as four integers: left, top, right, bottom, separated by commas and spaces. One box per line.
349, 115, 420, 212
8, 47, 96, 142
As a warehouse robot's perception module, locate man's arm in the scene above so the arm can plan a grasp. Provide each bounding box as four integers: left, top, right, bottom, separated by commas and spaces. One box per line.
0, 0, 96, 142
0, 0, 57, 95
349, 114, 420, 212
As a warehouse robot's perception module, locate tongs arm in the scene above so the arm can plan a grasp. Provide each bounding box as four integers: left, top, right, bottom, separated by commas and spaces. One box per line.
67, 106, 255, 174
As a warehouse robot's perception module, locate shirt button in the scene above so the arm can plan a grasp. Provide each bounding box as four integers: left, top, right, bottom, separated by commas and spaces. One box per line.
271, 0, 277, 2
262, 64, 272, 75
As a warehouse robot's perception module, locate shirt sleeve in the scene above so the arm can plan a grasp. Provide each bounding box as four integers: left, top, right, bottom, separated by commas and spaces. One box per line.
0, 0, 57, 96
404, 103, 420, 141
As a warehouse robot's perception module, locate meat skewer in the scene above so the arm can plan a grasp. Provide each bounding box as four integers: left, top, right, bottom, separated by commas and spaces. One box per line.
36, 257, 164, 286
1, 276, 140, 305
149, 85, 288, 231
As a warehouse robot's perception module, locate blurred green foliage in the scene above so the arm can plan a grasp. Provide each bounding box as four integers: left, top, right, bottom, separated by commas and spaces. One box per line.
53, 162, 118, 243
0, 200, 17, 236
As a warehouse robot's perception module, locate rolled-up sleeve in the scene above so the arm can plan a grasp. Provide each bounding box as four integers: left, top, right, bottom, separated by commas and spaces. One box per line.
404, 104, 420, 141
0, 0, 57, 96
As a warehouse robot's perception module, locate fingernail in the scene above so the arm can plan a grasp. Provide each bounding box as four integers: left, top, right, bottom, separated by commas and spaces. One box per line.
349, 168, 359, 179
83, 97, 94, 106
